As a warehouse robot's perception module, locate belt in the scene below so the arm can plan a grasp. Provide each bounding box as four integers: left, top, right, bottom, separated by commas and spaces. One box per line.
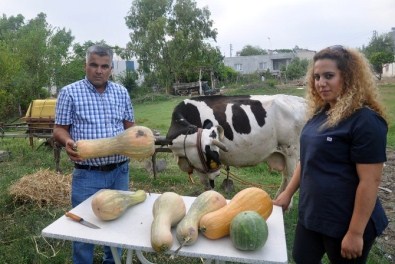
74, 160, 128, 171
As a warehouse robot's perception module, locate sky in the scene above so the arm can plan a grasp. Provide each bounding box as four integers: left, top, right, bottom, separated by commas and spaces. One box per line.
1, 0, 394, 57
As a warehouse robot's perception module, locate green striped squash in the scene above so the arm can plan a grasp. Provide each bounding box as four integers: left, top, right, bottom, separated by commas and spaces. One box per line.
230, 211, 269, 251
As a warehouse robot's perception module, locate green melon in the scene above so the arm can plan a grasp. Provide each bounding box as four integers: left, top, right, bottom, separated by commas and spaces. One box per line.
230, 210, 269, 251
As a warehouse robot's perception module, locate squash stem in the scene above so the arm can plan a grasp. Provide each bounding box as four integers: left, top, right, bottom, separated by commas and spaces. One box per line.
171, 237, 190, 259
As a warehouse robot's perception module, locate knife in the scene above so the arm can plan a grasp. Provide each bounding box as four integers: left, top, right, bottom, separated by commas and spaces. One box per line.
65, 212, 101, 229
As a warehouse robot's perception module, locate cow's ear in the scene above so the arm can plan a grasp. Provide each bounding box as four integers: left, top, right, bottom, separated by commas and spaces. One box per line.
217, 125, 225, 140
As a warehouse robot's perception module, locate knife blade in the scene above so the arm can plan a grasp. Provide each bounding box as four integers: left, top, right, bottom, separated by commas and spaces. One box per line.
65, 212, 101, 229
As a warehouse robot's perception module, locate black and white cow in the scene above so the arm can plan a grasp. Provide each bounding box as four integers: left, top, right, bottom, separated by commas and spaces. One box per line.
165, 94, 307, 196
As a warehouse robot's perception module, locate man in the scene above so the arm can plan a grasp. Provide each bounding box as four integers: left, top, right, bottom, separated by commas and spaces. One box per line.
54, 45, 134, 264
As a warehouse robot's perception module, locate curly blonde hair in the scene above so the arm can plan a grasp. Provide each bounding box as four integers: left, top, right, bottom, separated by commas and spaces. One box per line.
305, 46, 388, 128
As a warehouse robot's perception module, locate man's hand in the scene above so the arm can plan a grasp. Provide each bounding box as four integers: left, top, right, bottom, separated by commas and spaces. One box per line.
65, 139, 83, 162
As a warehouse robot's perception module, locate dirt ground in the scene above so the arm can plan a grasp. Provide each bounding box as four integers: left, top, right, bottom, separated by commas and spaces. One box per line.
376, 148, 395, 261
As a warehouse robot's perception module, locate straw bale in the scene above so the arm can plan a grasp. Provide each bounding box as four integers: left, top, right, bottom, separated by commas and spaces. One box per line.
9, 169, 71, 207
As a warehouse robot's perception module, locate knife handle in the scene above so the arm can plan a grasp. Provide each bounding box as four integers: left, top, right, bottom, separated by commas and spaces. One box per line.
65, 211, 82, 222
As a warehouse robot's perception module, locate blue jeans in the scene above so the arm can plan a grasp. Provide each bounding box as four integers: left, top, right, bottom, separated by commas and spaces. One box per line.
71, 162, 129, 264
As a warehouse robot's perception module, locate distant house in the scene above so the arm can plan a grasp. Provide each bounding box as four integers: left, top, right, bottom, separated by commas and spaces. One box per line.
224, 48, 315, 76
112, 55, 135, 76
112, 55, 144, 84
382, 27, 395, 78
383, 62, 395, 78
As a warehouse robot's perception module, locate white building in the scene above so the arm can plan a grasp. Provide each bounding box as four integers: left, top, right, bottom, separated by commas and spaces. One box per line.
112, 55, 144, 84
382, 27, 395, 78
224, 48, 315, 77
112, 54, 136, 76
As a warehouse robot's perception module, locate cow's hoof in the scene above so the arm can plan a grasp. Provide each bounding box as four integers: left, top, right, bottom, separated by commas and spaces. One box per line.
221, 179, 234, 193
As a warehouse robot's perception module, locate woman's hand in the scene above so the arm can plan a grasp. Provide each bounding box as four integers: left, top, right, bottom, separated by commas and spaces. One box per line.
341, 230, 363, 259
273, 191, 292, 211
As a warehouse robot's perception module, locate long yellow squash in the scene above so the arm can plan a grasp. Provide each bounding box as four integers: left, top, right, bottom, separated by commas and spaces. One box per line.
151, 192, 186, 253
76, 126, 155, 160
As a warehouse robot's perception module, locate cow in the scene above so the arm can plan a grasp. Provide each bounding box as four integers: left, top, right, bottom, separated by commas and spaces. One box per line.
165, 94, 307, 197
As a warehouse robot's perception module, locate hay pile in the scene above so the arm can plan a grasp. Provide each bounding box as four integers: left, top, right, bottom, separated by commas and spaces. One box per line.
9, 169, 72, 207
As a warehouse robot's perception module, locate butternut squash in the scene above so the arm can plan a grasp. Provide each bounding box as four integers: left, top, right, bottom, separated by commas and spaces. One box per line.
91, 189, 147, 221
199, 187, 273, 240
175, 190, 227, 247
76, 126, 155, 160
151, 192, 186, 253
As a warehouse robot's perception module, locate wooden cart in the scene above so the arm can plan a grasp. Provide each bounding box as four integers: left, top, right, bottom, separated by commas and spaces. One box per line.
23, 99, 62, 171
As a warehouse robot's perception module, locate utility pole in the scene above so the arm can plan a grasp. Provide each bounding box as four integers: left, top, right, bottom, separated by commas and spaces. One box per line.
230, 44, 233, 57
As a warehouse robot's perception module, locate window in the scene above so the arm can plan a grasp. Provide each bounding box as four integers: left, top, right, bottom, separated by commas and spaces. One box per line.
259, 62, 267, 70
126, 61, 135, 71
235, 63, 243, 71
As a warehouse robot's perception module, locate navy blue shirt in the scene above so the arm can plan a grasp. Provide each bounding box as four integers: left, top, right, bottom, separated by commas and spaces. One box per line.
299, 106, 388, 238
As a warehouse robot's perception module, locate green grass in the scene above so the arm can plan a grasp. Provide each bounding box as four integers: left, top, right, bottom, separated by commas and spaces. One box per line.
0, 84, 394, 263
380, 84, 395, 146
134, 97, 184, 135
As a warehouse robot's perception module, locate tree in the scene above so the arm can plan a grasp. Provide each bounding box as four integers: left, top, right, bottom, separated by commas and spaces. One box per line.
125, 0, 220, 93
216, 65, 238, 84
0, 13, 74, 116
0, 44, 21, 119
115, 70, 139, 95
0, 13, 51, 115
238, 45, 267, 56
363, 31, 394, 80
284, 57, 309, 80
46, 27, 75, 91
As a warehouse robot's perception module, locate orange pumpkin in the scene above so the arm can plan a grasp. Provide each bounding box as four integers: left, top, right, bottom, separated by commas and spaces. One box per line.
199, 187, 273, 240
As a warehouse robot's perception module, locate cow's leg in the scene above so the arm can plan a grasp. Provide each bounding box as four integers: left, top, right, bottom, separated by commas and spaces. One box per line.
266, 149, 297, 208
209, 179, 215, 189
195, 171, 215, 190
266, 152, 286, 196
280, 146, 299, 208
196, 173, 212, 190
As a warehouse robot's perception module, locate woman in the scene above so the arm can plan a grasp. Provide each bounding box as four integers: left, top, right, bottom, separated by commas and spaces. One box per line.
274, 46, 388, 264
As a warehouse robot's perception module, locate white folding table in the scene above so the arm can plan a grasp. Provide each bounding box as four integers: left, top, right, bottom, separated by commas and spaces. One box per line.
42, 192, 288, 264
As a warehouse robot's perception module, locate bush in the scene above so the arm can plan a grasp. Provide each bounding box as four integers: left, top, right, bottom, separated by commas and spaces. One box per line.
0, 90, 18, 120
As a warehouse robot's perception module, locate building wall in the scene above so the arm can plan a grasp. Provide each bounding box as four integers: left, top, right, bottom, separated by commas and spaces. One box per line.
383, 62, 395, 78
112, 60, 135, 76
112, 57, 145, 85
223, 49, 315, 75
382, 27, 395, 77
294, 49, 316, 60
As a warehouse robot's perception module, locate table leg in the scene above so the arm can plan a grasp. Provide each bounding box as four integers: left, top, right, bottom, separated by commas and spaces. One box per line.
135, 250, 156, 264
110, 247, 122, 264
126, 249, 133, 264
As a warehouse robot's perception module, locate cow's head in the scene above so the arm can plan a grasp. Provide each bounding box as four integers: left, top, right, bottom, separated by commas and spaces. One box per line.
168, 124, 228, 189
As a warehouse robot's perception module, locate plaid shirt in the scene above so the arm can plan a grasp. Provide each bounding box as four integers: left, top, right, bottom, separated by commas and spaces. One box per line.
55, 78, 134, 166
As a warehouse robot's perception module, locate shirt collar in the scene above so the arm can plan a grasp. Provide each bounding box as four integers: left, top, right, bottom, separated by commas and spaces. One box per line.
83, 77, 111, 93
